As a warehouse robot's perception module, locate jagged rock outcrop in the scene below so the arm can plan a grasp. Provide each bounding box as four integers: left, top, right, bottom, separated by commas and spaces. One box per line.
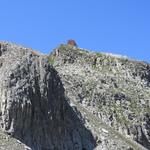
50, 44, 150, 150
0, 42, 95, 150
0, 41, 149, 150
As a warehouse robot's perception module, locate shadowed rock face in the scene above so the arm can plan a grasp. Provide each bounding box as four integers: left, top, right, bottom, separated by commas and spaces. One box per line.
0, 42, 95, 150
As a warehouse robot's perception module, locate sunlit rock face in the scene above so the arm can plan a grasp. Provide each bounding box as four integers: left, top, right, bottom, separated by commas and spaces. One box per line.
50, 44, 150, 150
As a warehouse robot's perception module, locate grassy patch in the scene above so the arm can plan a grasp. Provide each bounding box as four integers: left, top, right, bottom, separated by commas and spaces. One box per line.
49, 55, 55, 65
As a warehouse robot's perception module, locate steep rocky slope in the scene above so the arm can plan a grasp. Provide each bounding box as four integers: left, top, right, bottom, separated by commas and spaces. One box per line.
50, 44, 150, 150
0, 41, 149, 150
0, 42, 95, 150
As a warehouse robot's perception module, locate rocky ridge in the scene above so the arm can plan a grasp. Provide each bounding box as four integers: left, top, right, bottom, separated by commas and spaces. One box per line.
0, 42, 149, 150
50, 44, 150, 150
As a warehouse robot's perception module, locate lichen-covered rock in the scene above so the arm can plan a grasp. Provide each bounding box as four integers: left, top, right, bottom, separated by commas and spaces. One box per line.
0, 42, 95, 150
51, 44, 150, 150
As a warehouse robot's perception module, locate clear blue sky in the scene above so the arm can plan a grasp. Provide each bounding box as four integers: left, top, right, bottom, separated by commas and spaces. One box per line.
0, 0, 150, 62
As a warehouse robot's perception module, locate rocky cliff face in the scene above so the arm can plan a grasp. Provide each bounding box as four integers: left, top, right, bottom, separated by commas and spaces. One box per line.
0, 42, 95, 150
0, 42, 149, 150
50, 44, 150, 150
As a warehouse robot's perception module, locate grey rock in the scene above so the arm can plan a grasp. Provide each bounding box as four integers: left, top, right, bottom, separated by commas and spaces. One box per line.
0, 42, 95, 150
51, 44, 150, 150
0, 42, 149, 150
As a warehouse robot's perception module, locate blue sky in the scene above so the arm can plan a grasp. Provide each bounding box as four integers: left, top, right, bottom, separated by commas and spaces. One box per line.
0, 0, 150, 62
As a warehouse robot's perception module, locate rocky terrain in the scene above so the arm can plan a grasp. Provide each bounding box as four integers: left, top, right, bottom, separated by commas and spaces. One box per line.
0, 41, 149, 150
0, 42, 95, 150
50, 44, 150, 150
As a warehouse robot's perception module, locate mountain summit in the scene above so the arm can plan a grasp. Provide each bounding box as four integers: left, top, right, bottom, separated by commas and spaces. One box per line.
0, 42, 149, 150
